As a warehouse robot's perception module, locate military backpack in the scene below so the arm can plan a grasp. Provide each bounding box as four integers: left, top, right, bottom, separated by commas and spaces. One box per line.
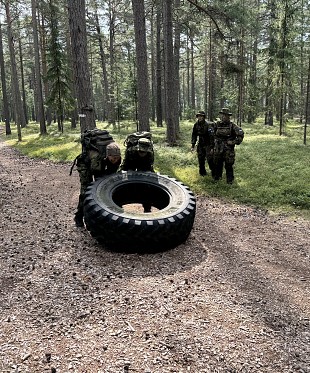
124, 131, 153, 155
70, 128, 114, 175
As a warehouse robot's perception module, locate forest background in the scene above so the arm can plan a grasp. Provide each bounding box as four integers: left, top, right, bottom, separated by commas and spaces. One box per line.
0, 0, 309, 218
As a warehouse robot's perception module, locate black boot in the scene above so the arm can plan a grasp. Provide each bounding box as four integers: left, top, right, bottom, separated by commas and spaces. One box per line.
212, 168, 221, 181
74, 213, 84, 227
199, 167, 207, 176
143, 203, 152, 213
226, 166, 234, 184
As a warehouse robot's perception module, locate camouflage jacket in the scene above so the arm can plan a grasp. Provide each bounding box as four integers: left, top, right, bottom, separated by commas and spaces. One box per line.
191, 120, 214, 147
76, 153, 121, 180
213, 120, 244, 147
121, 150, 154, 172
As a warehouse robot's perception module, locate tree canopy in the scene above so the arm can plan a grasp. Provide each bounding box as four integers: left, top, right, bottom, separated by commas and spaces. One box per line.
0, 0, 309, 142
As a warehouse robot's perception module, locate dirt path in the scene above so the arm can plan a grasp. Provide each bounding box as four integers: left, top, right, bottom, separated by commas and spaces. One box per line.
0, 138, 309, 373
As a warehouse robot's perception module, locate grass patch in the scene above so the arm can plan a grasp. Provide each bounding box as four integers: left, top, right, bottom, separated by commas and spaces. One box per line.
2, 119, 309, 219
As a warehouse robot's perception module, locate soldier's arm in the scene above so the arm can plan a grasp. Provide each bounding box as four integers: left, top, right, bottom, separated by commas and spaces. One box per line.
191, 122, 198, 149
207, 122, 215, 146
149, 153, 155, 172
234, 125, 244, 145
121, 152, 135, 171
76, 156, 93, 185
120, 157, 128, 171
226, 124, 244, 146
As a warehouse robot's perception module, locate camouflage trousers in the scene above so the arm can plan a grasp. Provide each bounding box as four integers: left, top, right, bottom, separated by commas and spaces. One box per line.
75, 155, 93, 217
213, 144, 235, 182
197, 144, 214, 176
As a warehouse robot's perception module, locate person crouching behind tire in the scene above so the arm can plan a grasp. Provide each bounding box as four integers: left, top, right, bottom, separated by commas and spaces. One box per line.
74, 142, 122, 227
191, 110, 215, 177
121, 137, 154, 213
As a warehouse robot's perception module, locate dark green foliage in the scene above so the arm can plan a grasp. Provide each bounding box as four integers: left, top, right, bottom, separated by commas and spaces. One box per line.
44, 0, 75, 129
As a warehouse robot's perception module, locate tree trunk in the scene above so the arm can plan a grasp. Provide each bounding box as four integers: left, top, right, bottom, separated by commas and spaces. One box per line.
163, 0, 177, 145
237, 38, 245, 126
150, 4, 156, 122
39, 10, 52, 126
247, 20, 258, 124
208, 26, 216, 121
304, 55, 310, 145
31, 0, 47, 135
63, 11, 78, 129
131, 0, 150, 132
4, 0, 25, 140
106, 3, 116, 127
18, 39, 28, 125
186, 34, 190, 116
0, 23, 11, 135
67, 0, 96, 132
204, 48, 208, 116
94, 6, 111, 123
156, 4, 163, 127
264, 0, 276, 126
190, 32, 195, 113
173, 0, 180, 134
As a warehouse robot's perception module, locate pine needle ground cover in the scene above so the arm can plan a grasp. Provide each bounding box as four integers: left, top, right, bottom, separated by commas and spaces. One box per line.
3, 119, 309, 219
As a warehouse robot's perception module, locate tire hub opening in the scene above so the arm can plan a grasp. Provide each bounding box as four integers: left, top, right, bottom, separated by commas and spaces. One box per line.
112, 181, 170, 213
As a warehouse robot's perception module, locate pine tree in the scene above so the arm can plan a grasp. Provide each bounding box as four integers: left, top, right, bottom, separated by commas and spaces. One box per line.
45, 0, 74, 133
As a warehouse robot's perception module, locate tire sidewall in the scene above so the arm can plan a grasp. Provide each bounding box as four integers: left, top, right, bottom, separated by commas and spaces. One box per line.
88, 171, 194, 221
83, 171, 196, 251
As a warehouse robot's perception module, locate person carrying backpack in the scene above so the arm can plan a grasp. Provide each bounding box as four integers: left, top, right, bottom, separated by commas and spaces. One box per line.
72, 129, 121, 227
212, 108, 244, 184
121, 133, 154, 172
121, 132, 154, 212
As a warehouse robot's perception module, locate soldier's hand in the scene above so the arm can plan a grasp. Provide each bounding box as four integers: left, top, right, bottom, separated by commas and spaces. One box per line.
227, 140, 235, 146
191, 147, 195, 152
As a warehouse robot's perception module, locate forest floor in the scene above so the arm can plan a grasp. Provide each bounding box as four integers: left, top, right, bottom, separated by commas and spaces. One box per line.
0, 132, 309, 373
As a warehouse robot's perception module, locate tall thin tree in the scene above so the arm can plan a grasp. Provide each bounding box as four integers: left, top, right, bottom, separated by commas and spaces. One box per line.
45, 0, 74, 133
156, 3, 163, 127
163, 0, 177, 145
67, 0, 96, 132
32, 0, 47, 135
18, 39, 28, 125
94, 5, 111, 123
0, 23, 11, 135
4, 0, 25, 140
131, 0, 150, 131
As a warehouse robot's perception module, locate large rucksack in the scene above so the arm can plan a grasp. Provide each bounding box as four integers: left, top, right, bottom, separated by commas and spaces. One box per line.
70, 128, 114, 175
124, 131, 153, 155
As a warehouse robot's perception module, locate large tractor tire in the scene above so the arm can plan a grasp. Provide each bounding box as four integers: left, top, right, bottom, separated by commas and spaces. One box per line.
83, 171, 196, 252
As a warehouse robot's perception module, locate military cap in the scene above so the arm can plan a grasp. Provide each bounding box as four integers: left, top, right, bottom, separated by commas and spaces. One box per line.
219, 108, 232, 115
196, 110, 206, 118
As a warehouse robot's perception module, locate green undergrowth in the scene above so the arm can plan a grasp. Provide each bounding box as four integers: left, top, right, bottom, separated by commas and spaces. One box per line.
2, 118, 309, 220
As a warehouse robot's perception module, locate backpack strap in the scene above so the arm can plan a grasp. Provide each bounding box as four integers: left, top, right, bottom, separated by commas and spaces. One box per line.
69, 156, 78, 175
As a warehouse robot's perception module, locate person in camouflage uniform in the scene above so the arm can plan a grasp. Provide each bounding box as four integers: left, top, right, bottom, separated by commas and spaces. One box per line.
121, 137, 154, 212
121, 138, 154, 172
212, 108, 244, 184
191, 110, 214, 176
74, 142, 121, 227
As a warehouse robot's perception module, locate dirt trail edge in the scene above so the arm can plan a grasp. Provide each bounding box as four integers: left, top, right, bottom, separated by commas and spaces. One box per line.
0, 138, 309, 373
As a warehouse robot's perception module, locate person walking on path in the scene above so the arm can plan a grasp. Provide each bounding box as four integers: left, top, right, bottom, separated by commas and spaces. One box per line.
212, 108, 244, 184
191, 110, 214, 177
